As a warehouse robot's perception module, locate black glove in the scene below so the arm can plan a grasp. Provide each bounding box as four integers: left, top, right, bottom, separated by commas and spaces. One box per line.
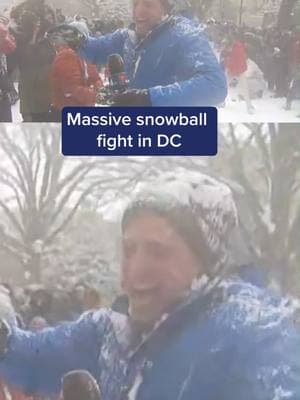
112, 89, 151, 106
0, 319, 11, 355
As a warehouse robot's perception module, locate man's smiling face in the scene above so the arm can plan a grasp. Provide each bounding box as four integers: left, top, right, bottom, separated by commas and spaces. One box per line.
121, 213, 201, 325
132, 0, 167, 38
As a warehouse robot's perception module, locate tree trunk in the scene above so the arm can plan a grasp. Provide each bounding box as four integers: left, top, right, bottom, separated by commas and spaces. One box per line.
277, 0, 297, 29
26, 252, 42, 283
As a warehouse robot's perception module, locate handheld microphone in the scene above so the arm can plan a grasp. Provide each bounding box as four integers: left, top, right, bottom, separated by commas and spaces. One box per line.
62, 370, 102, 400
107, 54, 128, 93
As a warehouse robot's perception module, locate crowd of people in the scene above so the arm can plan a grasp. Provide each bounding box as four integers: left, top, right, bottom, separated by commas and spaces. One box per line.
0, 0, 228, 122
0, 281, 108, 400
0, 281, 104, 329
0, 1, 106, 122
2, 0, 299, 122
0, 0, 129, 122
0, 172, 299, 399
207, 19, 300, 112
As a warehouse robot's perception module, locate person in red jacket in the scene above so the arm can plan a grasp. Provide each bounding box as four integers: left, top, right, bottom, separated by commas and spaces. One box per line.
224, 40, 247, 77
48, 21, 103, 121
223, 32, 255, 114
0, 18, 17, 122
0, 20, 16, 54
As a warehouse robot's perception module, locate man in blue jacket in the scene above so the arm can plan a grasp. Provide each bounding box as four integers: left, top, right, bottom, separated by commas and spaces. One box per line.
78, 0, 227, 106
0, 171, 299, 400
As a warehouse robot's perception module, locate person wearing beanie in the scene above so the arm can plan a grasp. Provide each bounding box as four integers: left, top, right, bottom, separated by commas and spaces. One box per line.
0, 172, 299, 400
78, 0, 227, 106
8, 6, 56, 122
47, 22, 103, 121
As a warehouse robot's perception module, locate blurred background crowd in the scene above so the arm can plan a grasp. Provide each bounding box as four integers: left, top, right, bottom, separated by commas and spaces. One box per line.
0, 0, 300, 121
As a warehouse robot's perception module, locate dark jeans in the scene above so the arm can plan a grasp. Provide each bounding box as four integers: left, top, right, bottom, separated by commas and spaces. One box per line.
49, 107, 62, 122
0, 99, 12, 122
22, 109, 61, 122
22, 112, 53, 122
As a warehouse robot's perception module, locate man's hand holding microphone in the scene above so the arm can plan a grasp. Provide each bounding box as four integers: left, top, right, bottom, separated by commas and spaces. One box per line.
106, 54, 152, 106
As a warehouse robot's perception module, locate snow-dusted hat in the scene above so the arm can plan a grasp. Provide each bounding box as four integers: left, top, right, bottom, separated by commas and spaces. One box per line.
46, 21, 88, 47
69, 20, 89, 39
122, 170, 238, 276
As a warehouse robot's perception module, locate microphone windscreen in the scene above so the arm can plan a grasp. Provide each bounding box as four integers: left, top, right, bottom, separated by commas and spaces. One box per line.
62, 370, 102, 400
108, 53, 125, 75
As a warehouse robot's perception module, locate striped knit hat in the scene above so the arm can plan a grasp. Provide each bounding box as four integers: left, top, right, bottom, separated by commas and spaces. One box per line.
122, 170, 238, 278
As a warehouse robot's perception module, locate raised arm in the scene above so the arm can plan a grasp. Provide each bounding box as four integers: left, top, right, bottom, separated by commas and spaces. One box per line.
0, 310, 108, 395
79, 29, 127, 66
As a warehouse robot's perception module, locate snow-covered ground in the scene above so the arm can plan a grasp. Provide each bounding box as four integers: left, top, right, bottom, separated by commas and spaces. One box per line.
11, 89, 300, 123
12, 101, 22, 123
219, 90, 300, 123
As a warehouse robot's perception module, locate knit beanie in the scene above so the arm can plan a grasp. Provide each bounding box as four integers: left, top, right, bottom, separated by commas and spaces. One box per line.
121, 170, 238, 278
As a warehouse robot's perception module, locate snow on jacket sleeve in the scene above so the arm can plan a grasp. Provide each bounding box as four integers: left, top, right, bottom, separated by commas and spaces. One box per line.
218, 315, 300, 400
0, 310, 108, 396
79, 29, 127, 66
209, 289, 300, 400
149, 28, 227, 106
182, 283, 300, 400
220, 286, 300, 400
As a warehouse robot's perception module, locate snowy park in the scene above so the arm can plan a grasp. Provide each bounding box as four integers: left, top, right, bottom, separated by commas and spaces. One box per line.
0, 0, 300, 398
0, 122, 300, 400
10, 87, 300, 123
1, 0, 299, 122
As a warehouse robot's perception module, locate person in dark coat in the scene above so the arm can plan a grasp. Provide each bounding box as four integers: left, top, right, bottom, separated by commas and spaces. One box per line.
9, 0, 56, 121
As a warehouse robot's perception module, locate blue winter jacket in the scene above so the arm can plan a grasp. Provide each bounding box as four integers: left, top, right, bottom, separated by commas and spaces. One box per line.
79, 16, 227, 106
0, 279, 299, 400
